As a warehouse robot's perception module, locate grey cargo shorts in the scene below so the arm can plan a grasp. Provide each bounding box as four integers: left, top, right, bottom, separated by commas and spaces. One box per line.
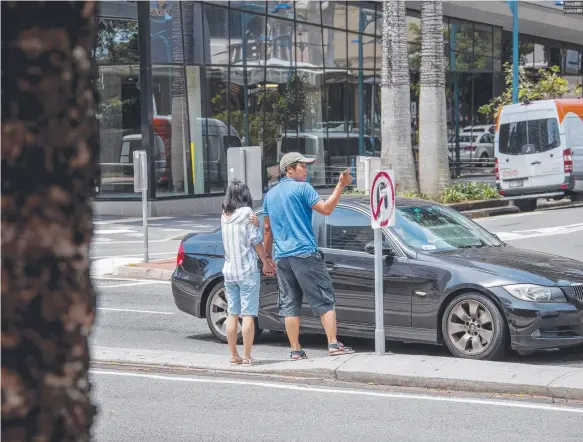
276, 250, 336, 317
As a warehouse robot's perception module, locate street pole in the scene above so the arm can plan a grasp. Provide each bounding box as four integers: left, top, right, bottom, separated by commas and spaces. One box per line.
142, 183, 149, 263
358, 10, 365, 156
373, 226, 385, 354
512, 1, 519, 104
505, 0, 519, 103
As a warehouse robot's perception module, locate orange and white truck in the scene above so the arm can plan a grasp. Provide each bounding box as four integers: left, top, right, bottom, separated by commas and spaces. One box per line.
494, 99, 583, 212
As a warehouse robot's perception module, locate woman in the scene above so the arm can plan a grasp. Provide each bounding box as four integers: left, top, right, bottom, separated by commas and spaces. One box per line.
221, 179, 275, 366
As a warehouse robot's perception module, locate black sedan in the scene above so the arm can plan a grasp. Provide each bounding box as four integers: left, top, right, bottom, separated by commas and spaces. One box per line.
171, 197, 583, 360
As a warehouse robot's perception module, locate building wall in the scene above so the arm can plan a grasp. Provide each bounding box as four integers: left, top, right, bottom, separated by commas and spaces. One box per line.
94, 1, 582, 207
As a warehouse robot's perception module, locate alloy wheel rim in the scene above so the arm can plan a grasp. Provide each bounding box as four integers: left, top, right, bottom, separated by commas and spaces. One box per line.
447, 299, 494, 355
209, 289, 241, 337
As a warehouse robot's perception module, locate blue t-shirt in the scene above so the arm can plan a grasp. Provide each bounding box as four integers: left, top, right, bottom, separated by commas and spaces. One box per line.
263, 178, 321, 260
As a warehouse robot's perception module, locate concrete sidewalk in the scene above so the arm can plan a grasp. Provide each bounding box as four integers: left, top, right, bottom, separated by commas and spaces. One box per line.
93, 346, 583, 401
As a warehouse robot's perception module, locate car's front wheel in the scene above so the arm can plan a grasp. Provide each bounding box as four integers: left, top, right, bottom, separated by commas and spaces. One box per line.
205, 282, 262, 344
442, 292, 507, 360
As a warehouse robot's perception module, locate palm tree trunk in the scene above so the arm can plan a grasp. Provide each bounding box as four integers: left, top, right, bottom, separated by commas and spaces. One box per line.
380, 0, 419, 193
1, 2, 98, 440
419, 0, 450, 197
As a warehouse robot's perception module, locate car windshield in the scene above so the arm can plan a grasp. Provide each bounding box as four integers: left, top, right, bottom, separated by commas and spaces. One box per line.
391, 204, 502, 252
498, 118, 561, 155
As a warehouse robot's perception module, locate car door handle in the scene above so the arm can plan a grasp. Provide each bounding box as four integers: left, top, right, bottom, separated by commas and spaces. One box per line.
326, 262, 338, 271
531, 160, 541, 165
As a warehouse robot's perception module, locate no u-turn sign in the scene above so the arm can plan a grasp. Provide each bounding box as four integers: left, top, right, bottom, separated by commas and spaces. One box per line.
370, 170, 396, 229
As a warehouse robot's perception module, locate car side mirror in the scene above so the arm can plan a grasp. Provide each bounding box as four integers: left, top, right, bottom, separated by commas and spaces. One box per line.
364, 241, 395, 256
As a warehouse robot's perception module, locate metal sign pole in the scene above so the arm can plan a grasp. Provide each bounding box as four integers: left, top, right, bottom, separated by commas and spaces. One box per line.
374, 226, 385, 354
370, 169, 395, 356
134, 150, 149, 263
142, 185, 149, 263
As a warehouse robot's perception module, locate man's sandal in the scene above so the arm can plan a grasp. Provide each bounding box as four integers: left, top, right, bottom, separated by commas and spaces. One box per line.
328, 342, 355, 356
290, 349, 308, 361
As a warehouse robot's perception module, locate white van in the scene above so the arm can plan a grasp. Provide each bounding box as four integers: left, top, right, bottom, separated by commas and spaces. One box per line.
494, 99, 583, 212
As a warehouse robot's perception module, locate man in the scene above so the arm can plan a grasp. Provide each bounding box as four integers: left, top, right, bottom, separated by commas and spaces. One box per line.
263, 152, 354, 360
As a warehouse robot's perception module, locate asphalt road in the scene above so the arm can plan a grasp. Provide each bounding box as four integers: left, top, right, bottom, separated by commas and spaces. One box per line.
92, 276, 583, 367
92, 370, 583, 442
91, 205, 583, 366
475, 205, 583, 262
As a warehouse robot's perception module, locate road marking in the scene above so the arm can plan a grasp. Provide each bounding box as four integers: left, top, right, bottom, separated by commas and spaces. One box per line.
94, 217, 176, 225
94, 229, 137, 235
495, 223, 583, 241
90, 252, 176, 259
91, 237, 183, 245
90, 370, 583, 414
95, 281, 164, 289
97, 308, 174, 315
92, 276, 171, 284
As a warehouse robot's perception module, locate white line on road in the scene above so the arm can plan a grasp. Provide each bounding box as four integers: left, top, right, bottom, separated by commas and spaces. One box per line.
91, 252, 176, 259
97, 308, 174, 315
94, 217, 176, 225
90, 370, 583, 414
95, 281, 164, 289
92, 277, 171, 284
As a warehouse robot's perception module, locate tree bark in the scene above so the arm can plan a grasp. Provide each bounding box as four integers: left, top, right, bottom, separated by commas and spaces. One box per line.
380, 0, 419, 194
419, 0, 450, 197
1, 2, 99, 441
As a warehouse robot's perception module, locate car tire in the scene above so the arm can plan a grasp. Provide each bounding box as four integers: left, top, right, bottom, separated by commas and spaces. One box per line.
570, 193, 583, 203
205, 282, 263, 344
514, 199, 537, 212
441, 292, 508, 360
479, 152, 489, 167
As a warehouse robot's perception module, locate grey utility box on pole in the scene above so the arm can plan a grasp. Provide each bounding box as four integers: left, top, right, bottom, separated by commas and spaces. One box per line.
227, 146, 263, 201
133, 150, 149, 263
356, 156, 381, 194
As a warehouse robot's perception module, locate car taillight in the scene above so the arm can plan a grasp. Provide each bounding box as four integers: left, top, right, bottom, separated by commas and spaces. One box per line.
464, 145, 476, 151
494, 157, 500, 180
564, 148, 573, 173
177, 243, 185, 267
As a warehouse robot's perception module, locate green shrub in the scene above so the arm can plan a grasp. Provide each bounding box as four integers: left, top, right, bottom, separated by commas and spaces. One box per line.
398, 182, 499, 204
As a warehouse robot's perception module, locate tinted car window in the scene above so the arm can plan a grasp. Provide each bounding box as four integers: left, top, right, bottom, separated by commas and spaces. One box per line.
392, 204, 502, 252
326, 208, 373, 252
498, 118, 561, 155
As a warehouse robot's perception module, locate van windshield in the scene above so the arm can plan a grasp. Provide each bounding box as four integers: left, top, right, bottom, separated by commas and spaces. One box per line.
498, 118, 561, 155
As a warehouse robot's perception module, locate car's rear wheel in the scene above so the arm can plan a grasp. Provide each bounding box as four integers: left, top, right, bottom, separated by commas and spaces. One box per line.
205, 282, 262, 344
479, 152, 489, 166
442, 292, 507, 360
514, 199, 537, 212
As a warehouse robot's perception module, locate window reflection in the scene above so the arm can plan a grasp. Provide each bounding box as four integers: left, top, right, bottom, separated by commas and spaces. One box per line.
294, 23, 323, 66
266, 15, 294, 64
153, 65, 189, 196
230, 9, 266, 66
294, 0, 321, 24
203, 3, 230, 65
95, 18, 139, 65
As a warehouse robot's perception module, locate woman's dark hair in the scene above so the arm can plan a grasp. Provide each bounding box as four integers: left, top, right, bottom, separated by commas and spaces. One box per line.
222, 179, 253, 214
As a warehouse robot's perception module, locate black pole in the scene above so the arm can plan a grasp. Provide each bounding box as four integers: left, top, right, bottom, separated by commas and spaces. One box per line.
138, 2, 156, 200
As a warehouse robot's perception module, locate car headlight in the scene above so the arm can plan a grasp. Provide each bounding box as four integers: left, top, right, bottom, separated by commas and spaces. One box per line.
502, 284, 566, 302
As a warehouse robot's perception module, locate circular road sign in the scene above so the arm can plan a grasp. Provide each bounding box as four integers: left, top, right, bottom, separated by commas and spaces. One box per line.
370, 170, 395, 228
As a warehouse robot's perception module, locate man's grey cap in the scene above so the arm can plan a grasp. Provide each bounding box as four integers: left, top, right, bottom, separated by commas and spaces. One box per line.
279, 152, 315, 172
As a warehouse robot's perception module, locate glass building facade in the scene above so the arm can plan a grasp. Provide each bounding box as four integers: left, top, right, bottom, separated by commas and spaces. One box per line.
95, 1, 583, 201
